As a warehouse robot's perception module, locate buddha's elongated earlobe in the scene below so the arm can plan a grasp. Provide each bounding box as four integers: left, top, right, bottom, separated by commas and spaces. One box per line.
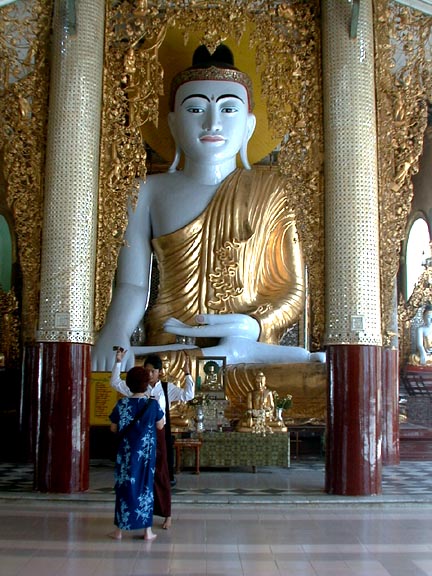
240, 141, 251, 170
168, 145, 181, 172
240, 113, 256, 170
167, 111, 181, 172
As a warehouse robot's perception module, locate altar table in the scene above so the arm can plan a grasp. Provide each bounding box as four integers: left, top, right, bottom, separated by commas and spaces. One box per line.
175, 431, 290, 471
174, 438, 202, 475
288, 424, 326, 459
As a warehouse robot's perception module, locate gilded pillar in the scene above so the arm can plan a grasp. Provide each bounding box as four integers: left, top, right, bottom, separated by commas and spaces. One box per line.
322, 0, 382, 495
35, 0, 105, 492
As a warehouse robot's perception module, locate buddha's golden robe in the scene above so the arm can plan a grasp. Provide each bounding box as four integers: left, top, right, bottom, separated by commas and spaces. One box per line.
145, 168, 305, 346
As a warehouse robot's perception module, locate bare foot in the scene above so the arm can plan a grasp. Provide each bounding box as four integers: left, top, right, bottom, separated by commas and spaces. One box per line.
144, 529, 157, 541
108, 529, 122, 540
162, 517, 172, 529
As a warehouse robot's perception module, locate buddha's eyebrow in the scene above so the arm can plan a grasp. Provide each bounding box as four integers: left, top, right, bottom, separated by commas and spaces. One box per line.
216, 94, 244, 104
181, 93, 245, 105
181, 94, 210, 105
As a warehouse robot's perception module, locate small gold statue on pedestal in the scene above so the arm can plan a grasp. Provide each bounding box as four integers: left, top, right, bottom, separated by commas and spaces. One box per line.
237, 371, 275, 434
203, 362, 219, 390
170, 401, 192, 431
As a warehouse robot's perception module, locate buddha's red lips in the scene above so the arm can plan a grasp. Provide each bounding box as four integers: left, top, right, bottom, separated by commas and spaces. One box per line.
199, 135, 226, 142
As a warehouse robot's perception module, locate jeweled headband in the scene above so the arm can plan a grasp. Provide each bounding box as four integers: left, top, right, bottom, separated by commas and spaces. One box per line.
169, 45, 254, 112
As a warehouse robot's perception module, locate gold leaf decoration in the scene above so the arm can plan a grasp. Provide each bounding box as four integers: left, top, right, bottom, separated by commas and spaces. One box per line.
0, 288, 20, 366
1, 0, 52, 343
374, 0, 432, 347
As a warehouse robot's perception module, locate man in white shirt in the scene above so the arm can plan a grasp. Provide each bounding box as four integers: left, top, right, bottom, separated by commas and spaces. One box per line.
111, 349, 195, 489
110, 350, 195, 410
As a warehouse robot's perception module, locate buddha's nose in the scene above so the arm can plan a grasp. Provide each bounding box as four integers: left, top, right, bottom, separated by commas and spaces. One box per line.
203, 105, 221, 131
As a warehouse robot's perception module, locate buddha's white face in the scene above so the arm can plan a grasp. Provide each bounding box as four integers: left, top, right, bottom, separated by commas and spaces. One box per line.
424, 311, 432, 327
169, 80, 255, 165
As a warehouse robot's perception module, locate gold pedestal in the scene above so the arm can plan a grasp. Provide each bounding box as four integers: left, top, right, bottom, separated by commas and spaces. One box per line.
226, 363, 327, 422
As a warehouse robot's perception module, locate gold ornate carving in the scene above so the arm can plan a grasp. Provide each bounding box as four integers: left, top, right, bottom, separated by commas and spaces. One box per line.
208, 239, 243, 311
374, 1, 432, 347
0, 1, 52, 343
96, 0, 324, 349
274, 4, 324, 349
398, 264, 432, 325
398, 261, 432, 363
0, 288, 20, 367
95, 1, 163, 330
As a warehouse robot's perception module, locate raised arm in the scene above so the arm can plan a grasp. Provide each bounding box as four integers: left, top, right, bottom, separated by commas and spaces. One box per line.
167, 355, 195, 403
110, 348, 132, 396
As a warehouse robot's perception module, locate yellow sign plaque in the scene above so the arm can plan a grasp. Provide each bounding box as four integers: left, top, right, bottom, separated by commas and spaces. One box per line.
90, 372, 123, 426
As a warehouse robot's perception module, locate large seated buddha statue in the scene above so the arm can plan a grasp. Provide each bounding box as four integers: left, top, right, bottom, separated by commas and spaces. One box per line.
408, 304, 432, 368
92, 45, 326, 414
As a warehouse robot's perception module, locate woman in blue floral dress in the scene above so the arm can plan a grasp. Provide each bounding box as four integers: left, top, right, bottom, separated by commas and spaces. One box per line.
109, 366, 165, 540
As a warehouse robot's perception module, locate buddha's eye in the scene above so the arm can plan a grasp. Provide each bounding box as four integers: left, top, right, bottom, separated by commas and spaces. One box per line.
186, 106, 205, 114
221, 106, 239, 114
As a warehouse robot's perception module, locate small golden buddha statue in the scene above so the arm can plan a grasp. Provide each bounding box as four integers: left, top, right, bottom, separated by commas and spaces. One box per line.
204, 363, 219, 390
160, 354, 181, 386
237, 371, 274, 433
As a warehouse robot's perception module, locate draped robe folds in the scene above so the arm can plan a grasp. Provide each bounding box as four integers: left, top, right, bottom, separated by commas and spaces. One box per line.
409, 332, 432, 366
145, 168, 305, 346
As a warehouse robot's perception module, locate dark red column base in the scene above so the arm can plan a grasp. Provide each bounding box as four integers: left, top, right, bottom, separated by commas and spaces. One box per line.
381, 347, 400, 465
21, 343, 43, 461
35, 341, 90, 493
325, 344, 382, 495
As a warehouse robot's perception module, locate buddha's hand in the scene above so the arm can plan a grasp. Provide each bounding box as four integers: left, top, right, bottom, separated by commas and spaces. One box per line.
164, 313, 260, 342
164, 317, 202, 337
164, 318, 192, 333
92, 326, 134, 372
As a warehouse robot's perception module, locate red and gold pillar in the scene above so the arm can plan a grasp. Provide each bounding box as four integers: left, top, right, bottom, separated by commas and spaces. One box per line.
35, 0, 105, 492
381, 284, 400, 466
322, 0, 382, 495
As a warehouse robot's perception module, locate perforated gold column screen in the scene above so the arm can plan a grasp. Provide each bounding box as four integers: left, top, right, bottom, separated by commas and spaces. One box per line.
37, 0, 105, 344
322, 0, 382, 346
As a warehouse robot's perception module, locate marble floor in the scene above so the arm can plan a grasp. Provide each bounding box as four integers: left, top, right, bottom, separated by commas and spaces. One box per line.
1, 459, 432, 575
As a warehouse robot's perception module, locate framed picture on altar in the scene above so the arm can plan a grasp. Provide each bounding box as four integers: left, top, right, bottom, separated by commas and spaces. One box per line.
196, 356, 226, 398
